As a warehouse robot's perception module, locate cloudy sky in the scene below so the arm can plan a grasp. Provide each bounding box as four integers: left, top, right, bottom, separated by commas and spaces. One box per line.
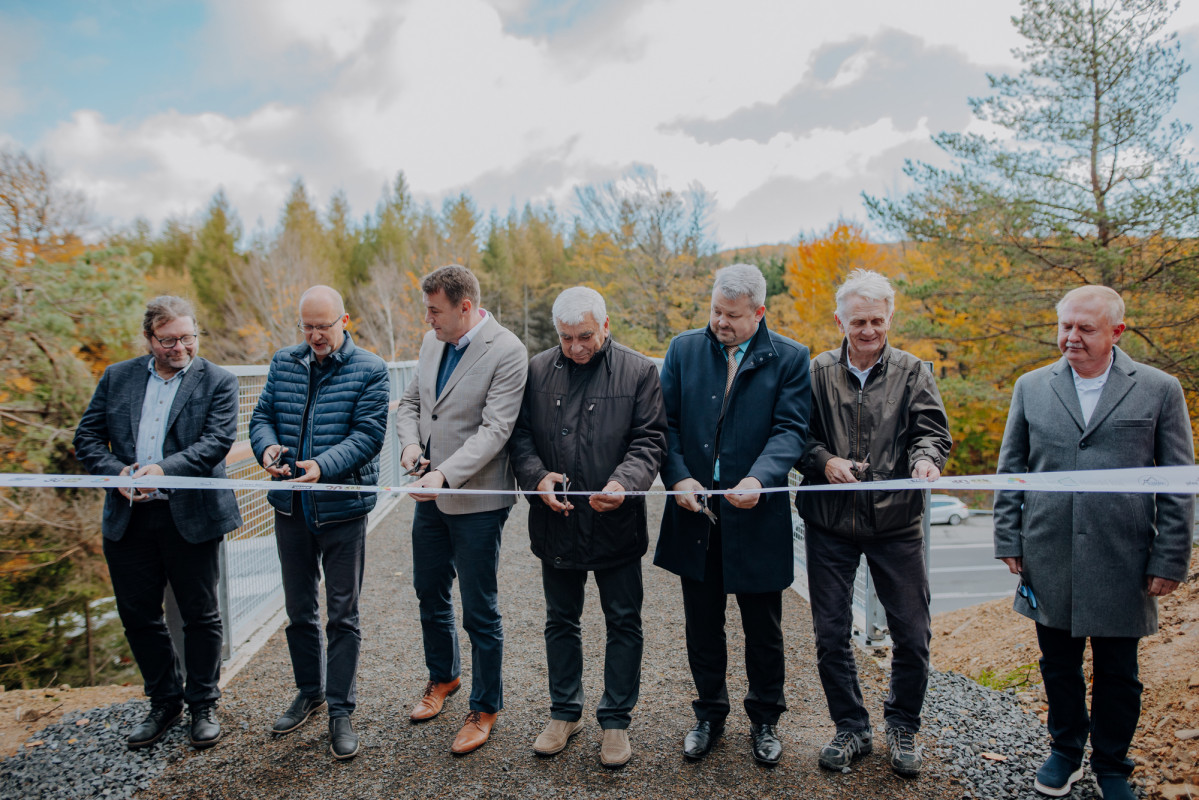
3, 0, 1199, 248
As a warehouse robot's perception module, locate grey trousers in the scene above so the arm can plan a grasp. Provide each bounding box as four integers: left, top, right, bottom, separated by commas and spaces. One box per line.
274, 511, 366, 718
542, 559, 644, 729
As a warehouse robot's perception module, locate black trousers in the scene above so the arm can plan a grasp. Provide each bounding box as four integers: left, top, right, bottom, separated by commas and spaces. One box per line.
542, 559, 644, 729
1036, 623, 1141, 778
103, 501, 223, 708
679, 517, 785, 725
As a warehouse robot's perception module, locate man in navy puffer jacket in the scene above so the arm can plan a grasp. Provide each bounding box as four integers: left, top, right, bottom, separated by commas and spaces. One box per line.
249, 285, 389, 760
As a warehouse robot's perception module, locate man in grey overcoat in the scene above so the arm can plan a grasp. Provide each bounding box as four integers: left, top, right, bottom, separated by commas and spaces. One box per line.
993, 285, 1194, 800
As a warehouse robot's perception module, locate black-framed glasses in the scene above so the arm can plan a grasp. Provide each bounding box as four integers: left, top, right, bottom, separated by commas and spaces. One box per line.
151, 333, 198, 348
298, 321, 339, 334
1017, 575, 1038, 609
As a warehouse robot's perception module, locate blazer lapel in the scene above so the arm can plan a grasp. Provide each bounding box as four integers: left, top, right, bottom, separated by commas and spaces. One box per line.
433, 317, 493, 409
166, 359, 206, 435
128, 356, 152, 444
1083, 351, 1135, 436
1049, 361, 1086, 433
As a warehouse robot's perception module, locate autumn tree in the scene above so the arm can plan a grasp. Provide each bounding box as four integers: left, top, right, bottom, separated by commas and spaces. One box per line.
0, 149, 144, 686
866, 0, 1199, 458
573, 171, 719, 354
186, 190, 242, 322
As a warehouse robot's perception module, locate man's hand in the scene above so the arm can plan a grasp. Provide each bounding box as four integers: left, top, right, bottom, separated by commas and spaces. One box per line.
537, 471, 573, 515
825, 456, 866, 484
590, 480, 626, 513
726, 476, 762, 509
1148, 576, 1180, 597
118, 463, 152, 502
289, 459, 321, 483
263, 444, 291, 478
400, 443, 430, 477
912, 459, 940, 482
408, 470, 447, 502
1000, 556, 1023, 575
672, 478, 705, 512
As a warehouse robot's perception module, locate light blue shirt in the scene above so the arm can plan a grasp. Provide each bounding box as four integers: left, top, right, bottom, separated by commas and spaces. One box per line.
135, 358, 190, 499
713, 340, 749, 484
452, 309, 489, 351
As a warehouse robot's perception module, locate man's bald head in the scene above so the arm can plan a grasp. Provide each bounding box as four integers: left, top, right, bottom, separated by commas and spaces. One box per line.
299, 285, 349, 362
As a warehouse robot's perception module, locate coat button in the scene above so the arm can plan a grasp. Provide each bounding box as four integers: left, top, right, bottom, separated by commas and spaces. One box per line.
1079, 441, 1087, 449
561, 428, 569, 436
431, 414, 438, 421
703, 443, 709, 449
554, 557, 562, 564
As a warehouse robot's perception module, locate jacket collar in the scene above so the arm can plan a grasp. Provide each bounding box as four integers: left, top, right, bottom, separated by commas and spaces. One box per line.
703, 318, 778, 369
1050, 345, 1137, 433
552, 336, 613, 374
287, 331, 359, 367
836, 338, 891, 379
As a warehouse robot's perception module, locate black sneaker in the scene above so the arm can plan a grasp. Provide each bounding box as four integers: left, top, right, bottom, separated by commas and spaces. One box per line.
272, 692, 326, 735
818, 728, 873, 770
127, 702, 184, 750
189, 702, 221, 749
886, 726, 922, 777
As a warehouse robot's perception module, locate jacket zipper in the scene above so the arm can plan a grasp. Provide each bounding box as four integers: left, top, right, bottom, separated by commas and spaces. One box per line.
853, 384, 863, 539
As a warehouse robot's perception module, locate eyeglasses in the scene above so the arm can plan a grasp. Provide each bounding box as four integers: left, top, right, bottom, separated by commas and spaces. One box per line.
297, 321, 340, 334
1017, 576, 1038, 609
151, 333, 198, 348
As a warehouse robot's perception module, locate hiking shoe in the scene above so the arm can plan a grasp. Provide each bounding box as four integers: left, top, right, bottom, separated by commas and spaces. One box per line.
886, 726, 922, 776
818, 728, 873, 770
1034, 752, 1084, 796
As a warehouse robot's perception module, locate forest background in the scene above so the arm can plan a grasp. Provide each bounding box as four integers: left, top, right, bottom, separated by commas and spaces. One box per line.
2, 0, 1197, 691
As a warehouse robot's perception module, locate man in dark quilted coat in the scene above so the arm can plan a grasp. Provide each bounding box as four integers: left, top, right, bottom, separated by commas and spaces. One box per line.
249, 285, 389, 760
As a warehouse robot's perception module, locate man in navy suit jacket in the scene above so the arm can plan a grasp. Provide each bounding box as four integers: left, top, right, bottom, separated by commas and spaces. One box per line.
75, 296, 242, 751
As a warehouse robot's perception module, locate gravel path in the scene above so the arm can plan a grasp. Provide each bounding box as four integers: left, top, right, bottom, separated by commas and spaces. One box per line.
3, 499, 1086, 799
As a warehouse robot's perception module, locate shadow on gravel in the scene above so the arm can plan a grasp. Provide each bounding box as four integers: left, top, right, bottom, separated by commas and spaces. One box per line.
125, 501, 963, 799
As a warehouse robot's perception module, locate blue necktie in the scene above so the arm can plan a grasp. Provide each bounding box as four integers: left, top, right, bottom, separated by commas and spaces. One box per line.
436, 343, 464, 397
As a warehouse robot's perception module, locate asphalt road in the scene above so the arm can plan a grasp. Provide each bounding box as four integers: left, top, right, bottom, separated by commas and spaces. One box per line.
928, 512, 1015, 616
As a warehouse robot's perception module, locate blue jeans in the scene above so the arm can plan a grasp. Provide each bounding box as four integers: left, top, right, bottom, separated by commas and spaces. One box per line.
104, 501, 222, 708
542, 559, 643, 729
274, 511, 366, 718
412, 503, 509, 714
1036, 623, 1140, 778
805, 528, 931, 733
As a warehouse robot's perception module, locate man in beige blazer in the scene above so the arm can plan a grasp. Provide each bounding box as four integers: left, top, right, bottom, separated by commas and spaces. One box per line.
395, 264, 528, 755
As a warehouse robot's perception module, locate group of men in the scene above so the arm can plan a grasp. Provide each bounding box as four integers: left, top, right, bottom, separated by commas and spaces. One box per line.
74, 263, 1192, 799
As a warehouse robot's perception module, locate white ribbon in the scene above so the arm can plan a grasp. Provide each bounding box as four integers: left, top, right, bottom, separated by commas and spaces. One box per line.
2, 465, 1197, 495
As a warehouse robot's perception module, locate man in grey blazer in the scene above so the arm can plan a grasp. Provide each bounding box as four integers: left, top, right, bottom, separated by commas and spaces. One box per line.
75, 296, 242, 751
396, 264, 528, 755
994, 286, 1194, 800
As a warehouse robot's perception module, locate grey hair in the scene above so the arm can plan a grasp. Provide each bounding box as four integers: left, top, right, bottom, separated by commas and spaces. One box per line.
1056, 285, 1124, 325
835, 269, 895, 319
712, 263, 766, 308
143, 296, 197, 337
552, 286, 607, 331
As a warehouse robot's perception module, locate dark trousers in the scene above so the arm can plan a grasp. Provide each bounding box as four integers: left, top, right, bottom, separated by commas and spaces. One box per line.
103, 501, 222, 708
680, 521, 786, 725
1036, 623, 1141, 778
542, 559, 644, 729
805, 530, 931, 733
411, 502, 509, 714
274, 511, 366, 718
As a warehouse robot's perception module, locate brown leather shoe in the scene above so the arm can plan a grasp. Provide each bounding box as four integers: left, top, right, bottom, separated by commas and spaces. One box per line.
450, 710, 498, 755
410, 678, 460, 722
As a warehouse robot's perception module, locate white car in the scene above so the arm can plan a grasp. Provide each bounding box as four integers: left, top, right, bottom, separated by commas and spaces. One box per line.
929, 495, 970, 525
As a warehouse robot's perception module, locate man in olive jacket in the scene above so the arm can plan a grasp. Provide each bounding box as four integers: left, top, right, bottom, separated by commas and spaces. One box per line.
993, 286, 1194, 800
654, 263, 811, 766
796, 269, 951, 778
510, 287, 667, 769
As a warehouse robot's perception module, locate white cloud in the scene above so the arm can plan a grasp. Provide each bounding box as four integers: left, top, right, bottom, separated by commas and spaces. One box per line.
31, 0, 1199, 245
